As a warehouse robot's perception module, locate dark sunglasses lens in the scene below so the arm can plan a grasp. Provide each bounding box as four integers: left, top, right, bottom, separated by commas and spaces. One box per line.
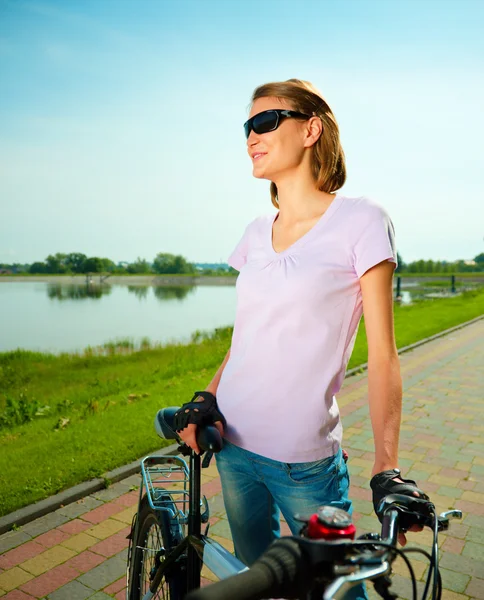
253, 111, 278, 134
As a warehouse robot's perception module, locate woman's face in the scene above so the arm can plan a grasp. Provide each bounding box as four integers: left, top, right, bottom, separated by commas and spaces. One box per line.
246, 96, 309, 182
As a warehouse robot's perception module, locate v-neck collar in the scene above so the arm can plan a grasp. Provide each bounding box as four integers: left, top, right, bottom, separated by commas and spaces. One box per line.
269, 194, 344, 256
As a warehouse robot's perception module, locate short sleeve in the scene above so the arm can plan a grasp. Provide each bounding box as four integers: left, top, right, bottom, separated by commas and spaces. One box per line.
228, 224, 251, 271
352, 210, 397, 278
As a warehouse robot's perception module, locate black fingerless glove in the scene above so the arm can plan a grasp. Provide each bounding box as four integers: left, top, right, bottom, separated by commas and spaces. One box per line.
370, 468, 429, 521
173, 391, 227, 432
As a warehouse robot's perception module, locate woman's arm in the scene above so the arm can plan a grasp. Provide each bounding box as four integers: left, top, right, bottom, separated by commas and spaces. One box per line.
361, 261, 426, 545
205, 348, 231, 395
360, 260, 402, 476
177, 348, 231, 453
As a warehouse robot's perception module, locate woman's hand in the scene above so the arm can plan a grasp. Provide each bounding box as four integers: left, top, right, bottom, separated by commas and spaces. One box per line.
177, 421, 225, 455
370, 468, 428, 546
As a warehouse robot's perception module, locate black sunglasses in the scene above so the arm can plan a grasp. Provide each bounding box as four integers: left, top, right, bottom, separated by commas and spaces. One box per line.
244, 109, 312, 139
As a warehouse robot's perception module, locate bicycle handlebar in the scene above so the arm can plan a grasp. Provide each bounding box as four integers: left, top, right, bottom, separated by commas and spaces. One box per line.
186, 496, 462, 600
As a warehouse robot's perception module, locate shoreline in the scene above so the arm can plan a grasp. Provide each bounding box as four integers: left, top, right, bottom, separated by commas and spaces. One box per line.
1, 273, 483, 286
0, 274, 237, 285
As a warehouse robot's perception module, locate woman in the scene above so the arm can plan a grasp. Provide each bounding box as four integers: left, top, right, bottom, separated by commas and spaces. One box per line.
174, 79, 426, 588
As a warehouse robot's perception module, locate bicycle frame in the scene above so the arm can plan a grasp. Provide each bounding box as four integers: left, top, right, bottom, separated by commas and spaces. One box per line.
128, 448, 246, 599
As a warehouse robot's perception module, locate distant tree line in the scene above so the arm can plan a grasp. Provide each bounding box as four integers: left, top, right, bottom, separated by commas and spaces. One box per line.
1, 252, 483, 276
395, 252, 484, 274
0, 252, 234, 275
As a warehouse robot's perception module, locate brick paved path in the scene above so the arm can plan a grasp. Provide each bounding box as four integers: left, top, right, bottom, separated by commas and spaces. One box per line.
1, 320, 483, 599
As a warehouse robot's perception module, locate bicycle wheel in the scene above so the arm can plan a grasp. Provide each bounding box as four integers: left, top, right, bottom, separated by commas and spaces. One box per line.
128, 495, 186, 600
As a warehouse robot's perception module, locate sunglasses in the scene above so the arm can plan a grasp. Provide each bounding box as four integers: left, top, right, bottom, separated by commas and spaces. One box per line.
243, 109, 312, 139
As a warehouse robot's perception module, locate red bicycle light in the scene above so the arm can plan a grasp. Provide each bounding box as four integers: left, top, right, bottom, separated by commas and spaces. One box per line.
307, 506, 356, 540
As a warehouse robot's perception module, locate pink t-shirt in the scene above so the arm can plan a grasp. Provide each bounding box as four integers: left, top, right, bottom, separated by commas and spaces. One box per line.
217, 194, 397, 463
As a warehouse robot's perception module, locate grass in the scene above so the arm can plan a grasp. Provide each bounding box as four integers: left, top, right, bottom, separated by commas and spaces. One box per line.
1, 290, 483, 517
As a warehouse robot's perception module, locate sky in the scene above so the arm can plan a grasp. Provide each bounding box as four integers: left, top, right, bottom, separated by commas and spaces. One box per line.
1, 0, 483, 265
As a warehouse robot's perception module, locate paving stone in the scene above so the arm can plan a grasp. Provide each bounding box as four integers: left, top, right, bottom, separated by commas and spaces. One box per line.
110, 491, 138, 509
56, 520, 92, 536
116, 475, 140, 487
440, 552, 484, 577
57, 498, 103, 519
465, 577, 484, 600
103, 576, 125, 595
466, 527, 484, 545
21, 545, 76, 576
33, 530, 70, 549
442, 537, 465, 555
0, 542, 45, 570
462, 541, 484, 562
60, 533, 98, 553
88, 593, 113, 600
209, 518, 232, 540
20, 564, 79, 597
77, 555, 126, 590
0, 567, 33, 592
63, 550, 105, 574
208, 493, 227, 516
438, 486, 463, 499
88, 530, 130, 558
0, 532, 32, 554
84, 519, 126, 541
437, 568, 471, 593
2, 591, 36, 599
92, 482, 131, 503
21, 514, 70, 539
48, 580, 94, 600
110, 506, 136, 525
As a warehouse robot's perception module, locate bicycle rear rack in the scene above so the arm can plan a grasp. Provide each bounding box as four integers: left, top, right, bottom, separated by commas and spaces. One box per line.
141, 455, 190, 522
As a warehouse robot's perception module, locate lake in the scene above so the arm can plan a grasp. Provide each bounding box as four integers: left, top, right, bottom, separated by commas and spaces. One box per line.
0, 282, 238, 354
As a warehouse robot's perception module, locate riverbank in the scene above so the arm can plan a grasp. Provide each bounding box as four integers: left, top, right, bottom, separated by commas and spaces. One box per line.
1, 289, 484, 516
1, 273, 484, 285
0, 274, 237, 285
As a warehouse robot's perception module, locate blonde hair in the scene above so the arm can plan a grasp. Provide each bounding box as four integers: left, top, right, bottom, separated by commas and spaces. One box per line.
251, 79, 346, 208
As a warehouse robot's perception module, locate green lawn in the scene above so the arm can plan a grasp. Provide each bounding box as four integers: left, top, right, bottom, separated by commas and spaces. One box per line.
0, 290, 483, 518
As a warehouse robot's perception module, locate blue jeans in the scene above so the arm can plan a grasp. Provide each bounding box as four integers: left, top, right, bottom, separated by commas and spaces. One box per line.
215, 440, 368, 600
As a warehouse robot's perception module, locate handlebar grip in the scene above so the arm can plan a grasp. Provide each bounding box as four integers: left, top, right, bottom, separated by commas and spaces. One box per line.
185, 537, 308, 600
197, 424, 223, 453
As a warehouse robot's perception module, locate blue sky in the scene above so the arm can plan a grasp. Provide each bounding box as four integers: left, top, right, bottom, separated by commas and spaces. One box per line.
1, 0, 483, 264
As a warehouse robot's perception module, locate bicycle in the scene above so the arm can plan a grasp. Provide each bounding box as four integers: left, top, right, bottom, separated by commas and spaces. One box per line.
126, 407, 461, 600
126, 406, 246, 599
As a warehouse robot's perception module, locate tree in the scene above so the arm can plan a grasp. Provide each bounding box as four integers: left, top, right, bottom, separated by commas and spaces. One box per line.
99, 258, 116, 272
83, 257, 104, 273
45, 253, 68, 274
152, 253, 195, 274
65, 253, 87, 273
127, 258, 152, 274
29, 262, 48, 274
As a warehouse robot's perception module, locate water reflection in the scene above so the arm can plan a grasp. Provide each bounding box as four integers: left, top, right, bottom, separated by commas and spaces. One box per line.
45, 284, 197, 303
152, 285, 195, 301
127, 285, 149, 300
47, 283, 112, 301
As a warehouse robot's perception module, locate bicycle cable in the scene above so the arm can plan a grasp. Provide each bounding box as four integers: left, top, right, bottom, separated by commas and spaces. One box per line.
431, 512, 440, 600
351, 539, 418, 600
400, 515, 442, 600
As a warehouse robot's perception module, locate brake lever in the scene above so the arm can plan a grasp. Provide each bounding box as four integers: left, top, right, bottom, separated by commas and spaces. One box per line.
437, 509, 462, 531
323, 562, 391, 600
